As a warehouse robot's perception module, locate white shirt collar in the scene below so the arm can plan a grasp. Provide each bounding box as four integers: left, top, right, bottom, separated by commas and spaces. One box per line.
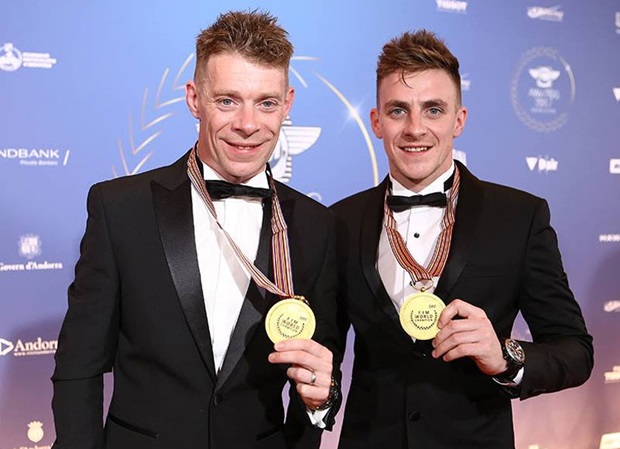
201, 162, 270, 189
389, 161, 455, 197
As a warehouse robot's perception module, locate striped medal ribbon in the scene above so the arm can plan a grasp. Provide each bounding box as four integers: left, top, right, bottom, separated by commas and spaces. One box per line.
187, 144, 315, 343
383, 166, 460, 340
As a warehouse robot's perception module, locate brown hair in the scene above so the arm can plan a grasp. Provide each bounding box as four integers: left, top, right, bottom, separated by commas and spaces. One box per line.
194, 10, 293, 83
376, 30, 462, 104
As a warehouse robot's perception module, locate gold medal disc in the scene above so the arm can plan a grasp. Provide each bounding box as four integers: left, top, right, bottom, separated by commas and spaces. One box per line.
399, 292, 446, 340
265, 298, 316, 343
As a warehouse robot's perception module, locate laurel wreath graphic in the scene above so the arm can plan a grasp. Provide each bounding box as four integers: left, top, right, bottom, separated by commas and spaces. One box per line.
112, 54, 194, 177
113, 54, 378, 188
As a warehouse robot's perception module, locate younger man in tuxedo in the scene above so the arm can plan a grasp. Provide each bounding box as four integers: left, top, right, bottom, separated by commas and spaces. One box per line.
52, 10, 340, 449
331, 29, 592, 449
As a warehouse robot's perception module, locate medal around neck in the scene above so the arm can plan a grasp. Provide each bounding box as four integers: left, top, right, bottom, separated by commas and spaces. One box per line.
265, 296, 316, 343
399, 292, 446, 340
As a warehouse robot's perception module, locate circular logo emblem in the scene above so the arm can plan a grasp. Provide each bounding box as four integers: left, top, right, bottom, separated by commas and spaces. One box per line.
511, 47, 575, 132
0, 43, 23, 72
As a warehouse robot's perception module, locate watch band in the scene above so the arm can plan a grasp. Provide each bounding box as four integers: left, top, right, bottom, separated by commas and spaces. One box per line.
493, 338, 525, 383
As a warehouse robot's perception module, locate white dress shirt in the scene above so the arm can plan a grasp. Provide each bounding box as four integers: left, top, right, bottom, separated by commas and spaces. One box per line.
190, 163, 331, 425
377, 162, 456, 312
191, 163, 267, 372
377, 162, 523, 385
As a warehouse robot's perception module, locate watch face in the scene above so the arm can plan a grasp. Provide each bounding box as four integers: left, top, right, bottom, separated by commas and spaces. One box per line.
506, 339, 525, 364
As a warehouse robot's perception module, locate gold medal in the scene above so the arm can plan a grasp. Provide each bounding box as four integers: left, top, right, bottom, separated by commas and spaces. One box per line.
399, 292, 446, 340
265, 297, 316, 343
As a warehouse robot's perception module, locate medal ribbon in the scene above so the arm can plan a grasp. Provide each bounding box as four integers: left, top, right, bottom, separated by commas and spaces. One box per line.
187, 144, 296, 300
383, 166, 461, 289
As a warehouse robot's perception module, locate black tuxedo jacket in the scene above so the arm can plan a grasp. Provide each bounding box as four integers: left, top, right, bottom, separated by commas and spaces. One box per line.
330, 161, 593, 449
52, 151, 341, 449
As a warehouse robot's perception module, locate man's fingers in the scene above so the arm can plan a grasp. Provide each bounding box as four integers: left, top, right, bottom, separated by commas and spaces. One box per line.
437, 298, 486, 328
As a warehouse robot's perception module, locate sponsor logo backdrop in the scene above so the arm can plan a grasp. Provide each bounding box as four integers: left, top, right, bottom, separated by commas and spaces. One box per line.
1, 1, 618, 448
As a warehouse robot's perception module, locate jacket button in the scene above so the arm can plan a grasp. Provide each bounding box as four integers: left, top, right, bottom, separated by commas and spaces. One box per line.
213, 394, 223, 405
408, 411, 421, 421
411, 350, 424, 359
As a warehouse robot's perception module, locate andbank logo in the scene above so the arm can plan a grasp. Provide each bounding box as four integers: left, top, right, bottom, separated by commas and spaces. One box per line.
0, 148, 71, 167
526, 156, 558, 173
527, 6, 564, 22
436, 0, 468, 14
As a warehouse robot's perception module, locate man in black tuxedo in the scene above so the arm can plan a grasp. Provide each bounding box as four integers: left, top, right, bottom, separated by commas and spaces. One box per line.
52, 11, 341, 449
331, 30, 593, 448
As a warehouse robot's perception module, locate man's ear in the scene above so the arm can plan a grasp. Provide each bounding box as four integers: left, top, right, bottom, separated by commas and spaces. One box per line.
186, 81, 200, 119
370, 108, 383, 139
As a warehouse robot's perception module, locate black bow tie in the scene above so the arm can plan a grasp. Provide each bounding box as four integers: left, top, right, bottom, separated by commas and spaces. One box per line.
387, 192, 447, 212
387, 172, 454, 212
205, 180, 273, 200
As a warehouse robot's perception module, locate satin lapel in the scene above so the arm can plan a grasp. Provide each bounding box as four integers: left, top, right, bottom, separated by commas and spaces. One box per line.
434, 161, 484, 301
360, 178, 412, 345
215, 198, 273, 390
151, 159, 217, 382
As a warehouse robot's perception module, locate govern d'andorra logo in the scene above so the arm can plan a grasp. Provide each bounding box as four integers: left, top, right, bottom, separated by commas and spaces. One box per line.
0, 235, 64, 273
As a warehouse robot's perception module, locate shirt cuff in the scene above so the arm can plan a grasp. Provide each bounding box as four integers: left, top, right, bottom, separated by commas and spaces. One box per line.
493, 366, 524, 387
306, 407, 330, 429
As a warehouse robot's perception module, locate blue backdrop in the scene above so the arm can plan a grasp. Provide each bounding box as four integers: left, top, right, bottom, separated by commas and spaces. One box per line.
1, 1, 619, 448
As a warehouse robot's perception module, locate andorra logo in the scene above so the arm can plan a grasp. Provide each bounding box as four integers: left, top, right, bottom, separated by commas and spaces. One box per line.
0, 338, 14, 356
27, 421, 44, 443
18, 234, 42, 260
113, 54, 378, 195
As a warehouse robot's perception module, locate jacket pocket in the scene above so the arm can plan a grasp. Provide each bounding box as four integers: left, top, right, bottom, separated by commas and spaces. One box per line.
107, 413, 159, 440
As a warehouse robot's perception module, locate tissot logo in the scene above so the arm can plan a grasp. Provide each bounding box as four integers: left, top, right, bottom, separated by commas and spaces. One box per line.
610, 159, 620, 174
526, 156, 558, 173
436, 0, 468, 13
